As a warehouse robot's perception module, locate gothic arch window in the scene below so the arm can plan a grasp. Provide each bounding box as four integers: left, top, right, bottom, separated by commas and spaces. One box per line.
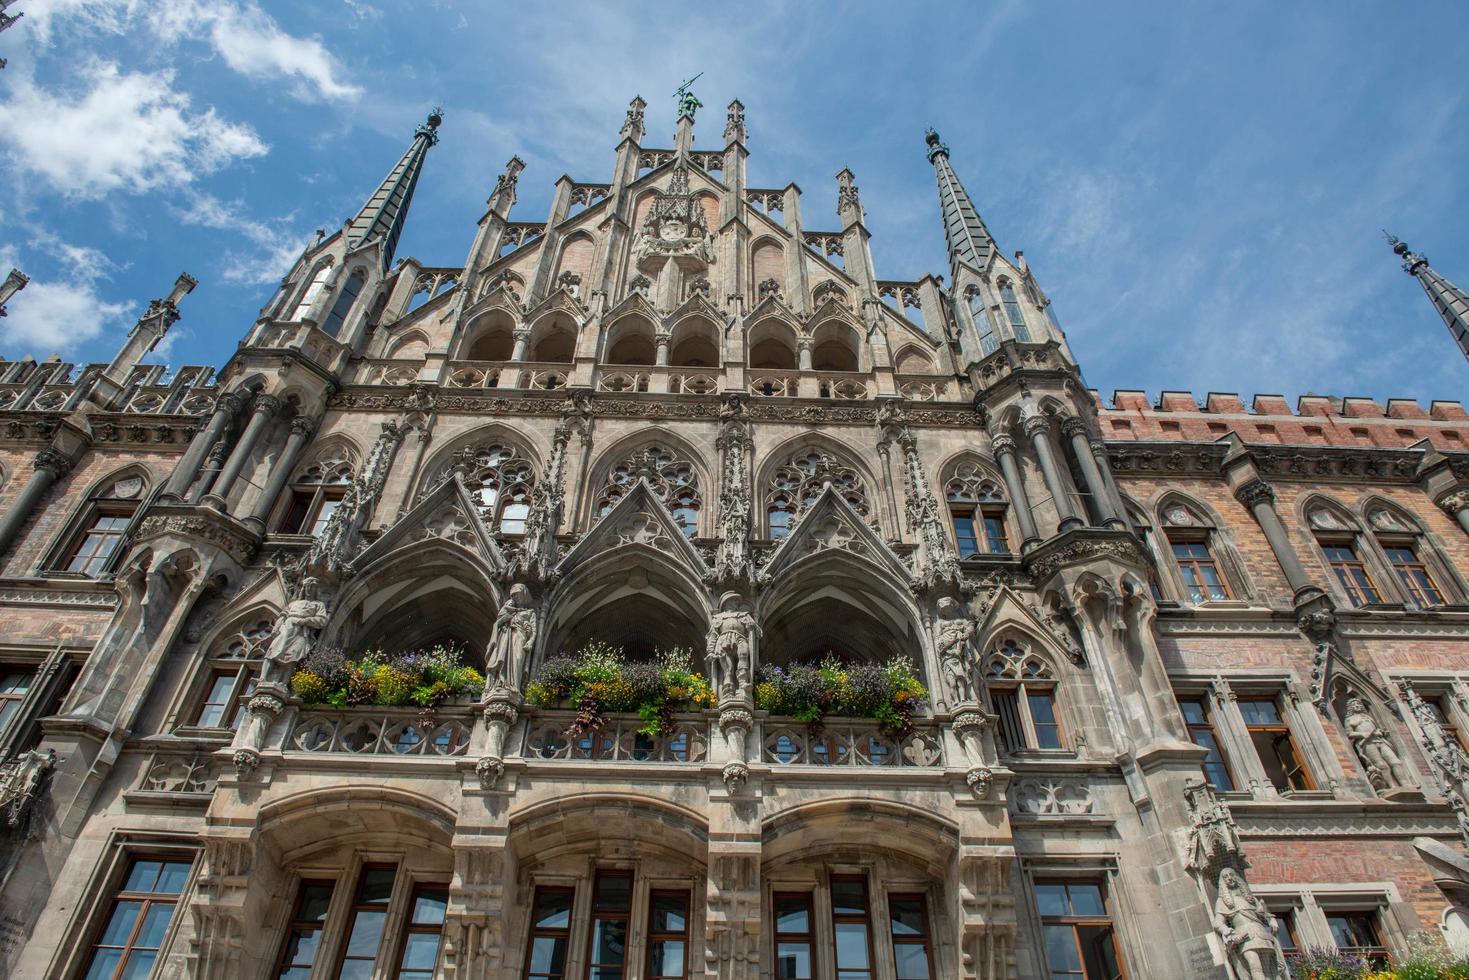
462, 310, 516, 361
1157, 497, 1234, 603
290, 260, 334, 321
1364, 501, 1453, 608
277, 446, 357, 537
605, 314, 657, 366
595, 444, 703, 538
984, 637, 1063, 752
748, 318, 798, 371
892, 345, 935, 375
943, 459, 1010, 557
997, 279, 1031, 343
965, 287, 999, 356
528, 312, 577, 363
1305, 499, 1381, 607
180, 614, 272, 732
764, 448, 874, 540
320, 268, 367, 338
457, 443, 536, 535
668, 316, 720, 367
50, 470, 150, 577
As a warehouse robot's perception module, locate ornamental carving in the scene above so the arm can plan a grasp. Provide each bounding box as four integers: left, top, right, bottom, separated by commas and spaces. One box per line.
1011, 777, 1093, 815
1024, 535, 1145, 583
136, 515, 257, 564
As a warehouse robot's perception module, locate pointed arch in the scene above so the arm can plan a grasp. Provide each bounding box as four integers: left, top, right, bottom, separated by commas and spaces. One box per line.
1361, 494, 1460, 607
416, 422, 542, 536
554, 231, 596, 287
385, 329, 430, 360
1151, 489, 1252, 604
582, 426, 711, 537
668, 312, 720, 367
43, 463, 155, 578
938, 451, 1013, 558
751, 237, 785, 298
458, 306, 517, 361
526, 307, 579, 363
288, 257, 335, 321
808, 317, 863, 372
982, 628, 1065, 753
1300, 493, 1382, 607
320, 264, 369, 338
604, 311, 657, 366
892, 344, 936, 375
747, 315, 799, 370
756, 432, 880, 539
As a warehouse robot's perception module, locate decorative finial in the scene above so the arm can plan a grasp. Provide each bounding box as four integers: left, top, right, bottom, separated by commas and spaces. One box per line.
1385, 231, 1427, 276
924, 127, 949, 162
426, 106, 443, 129
724, 98, 746, 144
415, 107, 443, 146
621, 95, 647, 141
836, 168, 862, 221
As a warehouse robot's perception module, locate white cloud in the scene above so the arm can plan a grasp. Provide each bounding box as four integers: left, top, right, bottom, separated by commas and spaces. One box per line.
175, 192, 307, 286
0, 61, 268, 199
0, 244, 131, 356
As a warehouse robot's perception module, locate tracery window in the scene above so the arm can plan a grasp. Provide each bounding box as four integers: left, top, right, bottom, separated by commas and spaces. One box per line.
944, 462, 1009, 557
182, 617, 271, 732
279, 448, 356, 537
290, 262, 334, 321
456, 444, 536, 535
998, 281, 1031, 342
518, 871, 696, 980
320, 268, 367, 338
1307, 504, 1379, 607
596, 445, 702, 538
984, 639, 1063, 752
1366, 505, 1447, 608
54, 472, 148, 578
765, 450, 873, 540
965, 288, 998, 356
1159, 500, 1231, 603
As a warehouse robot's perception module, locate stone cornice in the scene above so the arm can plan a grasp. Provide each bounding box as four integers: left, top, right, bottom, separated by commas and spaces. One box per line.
136, 505, 260, 565
1108, 440, 1428, 484
0, 411, 202, 449
0, 578, 119, 609
1021, 527, 1147, 582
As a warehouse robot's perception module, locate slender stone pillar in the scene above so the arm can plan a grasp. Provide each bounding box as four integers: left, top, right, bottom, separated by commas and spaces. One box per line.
1024, 415, 1082, 532
991, 433, 1040, 551
160, 390, 245, 500
205, 394, 280, 508
1091, 438, 1129, 525
1439, 489, 1469, 536
655, 336, 670, 366
797, 341, 813, 371
1235, 479, 1313, 595
0, 449, 72, 558
189, 440, 233, 504
243, 416, 318, 531
510, 327, 531, 362
1061, 416, 1120, 527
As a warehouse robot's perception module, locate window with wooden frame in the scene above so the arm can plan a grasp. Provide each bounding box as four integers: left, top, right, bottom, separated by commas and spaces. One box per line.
523, 886, 575, 980
1307, 504, 1380, 606
1156, 500, 1232, 603
985, 640, 1064, 752
392, 884, 449, 979
585, 870, 633, 980
1238, 696, 1314, 793
273, 880, 337, 979
829, 875, 875, 979
181, 617, 272, 734
334, 864, 398, 978
1179, 694, 1235, 791
80, 856, 193, 980
645, 890, 691, 980
277, 450, 355, 537
192, 667, 256, 730
1270, 907, 1299, 955
945, 463, 1010, 558
773, 892, 815, 980
887, 893, 935, 980
55, 474, 147, 577
1326, 908, 1388, 968
0, 667, 35, 740
1367, 505, 1448, 608
1033, 879, 1126, 980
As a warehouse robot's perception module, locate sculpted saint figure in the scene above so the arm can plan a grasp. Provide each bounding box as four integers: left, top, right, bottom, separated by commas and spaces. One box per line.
1213, 867, 1282, 980
934, 597, 978, 706
488, 584, 537, 694
1343, 697, 1413, 789
707, 592, 755, 700
264, 578, 329, 683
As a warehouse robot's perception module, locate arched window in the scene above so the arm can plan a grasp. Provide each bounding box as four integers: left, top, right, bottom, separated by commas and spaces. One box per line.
998, 281, 1031, 342
455, 444, 536, 535
278, 447, 356, 537
1306, 502, 1380, 607
1366, 504, 1448, 608
966, 288, 998, 356
1158, 499, 1231, 603
53, 472, 149, 577
984, 638, 1062, 752
944, 461, 1010, 557
290, 262, 334, 321
184, 616, 272, 731
596, 445, 702, 538
764, 449, 873, 539
320, 268, 366, 338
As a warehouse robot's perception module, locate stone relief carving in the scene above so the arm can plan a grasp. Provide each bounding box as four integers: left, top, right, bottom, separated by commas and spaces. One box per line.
0, 749, 55, 835
1011, 777, 1093, 815
934, 596, 978, 706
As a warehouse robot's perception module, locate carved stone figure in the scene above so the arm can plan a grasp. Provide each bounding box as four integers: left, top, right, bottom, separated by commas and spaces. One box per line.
1213, 867, 1283, 980
707, 592, 755, 701
487, 584, 537, 693
934, 597, 978, 706
0, 748, 55, 834
1343, 697, 1413, 790
263, 578, 328, 682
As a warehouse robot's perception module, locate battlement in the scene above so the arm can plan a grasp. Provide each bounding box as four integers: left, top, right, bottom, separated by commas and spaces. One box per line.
1096, 389, 1469, 450
0, 356, 216, 414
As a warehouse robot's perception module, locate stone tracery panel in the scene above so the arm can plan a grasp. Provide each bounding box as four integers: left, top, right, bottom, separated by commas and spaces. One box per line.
594, 444, 703, 537
764, 448, 875, 539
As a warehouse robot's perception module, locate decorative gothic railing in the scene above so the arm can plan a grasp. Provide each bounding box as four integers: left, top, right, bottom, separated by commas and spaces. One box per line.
445, 361, 506, 388
762, 721, 944, 768
522, 713, 709, 764
517, 364, 570, 390
668, 372, 719, 395
286, 707, 474, 757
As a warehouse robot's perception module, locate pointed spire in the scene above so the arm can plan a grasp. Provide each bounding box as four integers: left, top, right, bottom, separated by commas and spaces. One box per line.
0, 268, 28, 317
723, 99, 746, 145
620, 95, 647, 143
345, 107, 442, 270
925, 128, 997, 283
1387, 234, 1469, 363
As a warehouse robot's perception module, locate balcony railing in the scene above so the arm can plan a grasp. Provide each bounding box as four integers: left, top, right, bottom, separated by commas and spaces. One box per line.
763, 721, 944, 767
523, 713, 709, 763
444, 360, 506, 389
286, 706, 474, 757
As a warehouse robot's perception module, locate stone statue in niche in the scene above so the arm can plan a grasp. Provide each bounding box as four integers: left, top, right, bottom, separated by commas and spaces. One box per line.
707, 592, 755, 701
263, 577, 328, 683
1212, 867, 1284, 980
934, 597, 978, 706
1342, 696, 1413, 790
487, 584, 537, 694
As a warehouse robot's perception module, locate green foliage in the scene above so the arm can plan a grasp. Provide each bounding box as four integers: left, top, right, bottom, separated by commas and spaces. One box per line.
525, 643, 716, 737
755, 653, 928, 736
289, 645, 484, 709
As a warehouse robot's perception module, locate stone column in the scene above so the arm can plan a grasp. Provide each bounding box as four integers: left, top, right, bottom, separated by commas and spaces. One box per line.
1091, 438, 1129, 526
161, 390, 245, 500
991, 433, 1040, 551
797, 340, 813, 371
243, 416, 317, 531
1023, 415, 1082, 532
655, 334, 670, 366
510, 327, 531, 362
204, 394, 280, 508
1235, 479, 1314, 596
0, 449, 72, 558
1061, 416, 1120, 527
189, 439, 234, 504
1439, 489, 1469, 537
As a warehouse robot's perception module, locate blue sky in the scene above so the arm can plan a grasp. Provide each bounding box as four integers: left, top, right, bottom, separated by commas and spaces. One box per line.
1, 1, 1466, 406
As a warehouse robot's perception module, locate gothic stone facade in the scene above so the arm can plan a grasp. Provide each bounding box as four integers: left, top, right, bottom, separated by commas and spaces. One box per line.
1, 95, 1468, 980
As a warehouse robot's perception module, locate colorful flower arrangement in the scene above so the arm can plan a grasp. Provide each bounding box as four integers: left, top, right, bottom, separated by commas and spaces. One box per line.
290, 645, 485, 709
754, 653, 927, 737
1288, 934, 1469, 980
524, 643, 717, 737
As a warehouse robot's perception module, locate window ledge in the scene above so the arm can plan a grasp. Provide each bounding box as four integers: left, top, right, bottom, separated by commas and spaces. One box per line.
1278, 789, 1334, 802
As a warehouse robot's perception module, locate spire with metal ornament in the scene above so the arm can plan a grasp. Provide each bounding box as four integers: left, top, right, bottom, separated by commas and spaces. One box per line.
925, 127, 998, 284
1387, 233, 1469, 363
344, 107, 443, 271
